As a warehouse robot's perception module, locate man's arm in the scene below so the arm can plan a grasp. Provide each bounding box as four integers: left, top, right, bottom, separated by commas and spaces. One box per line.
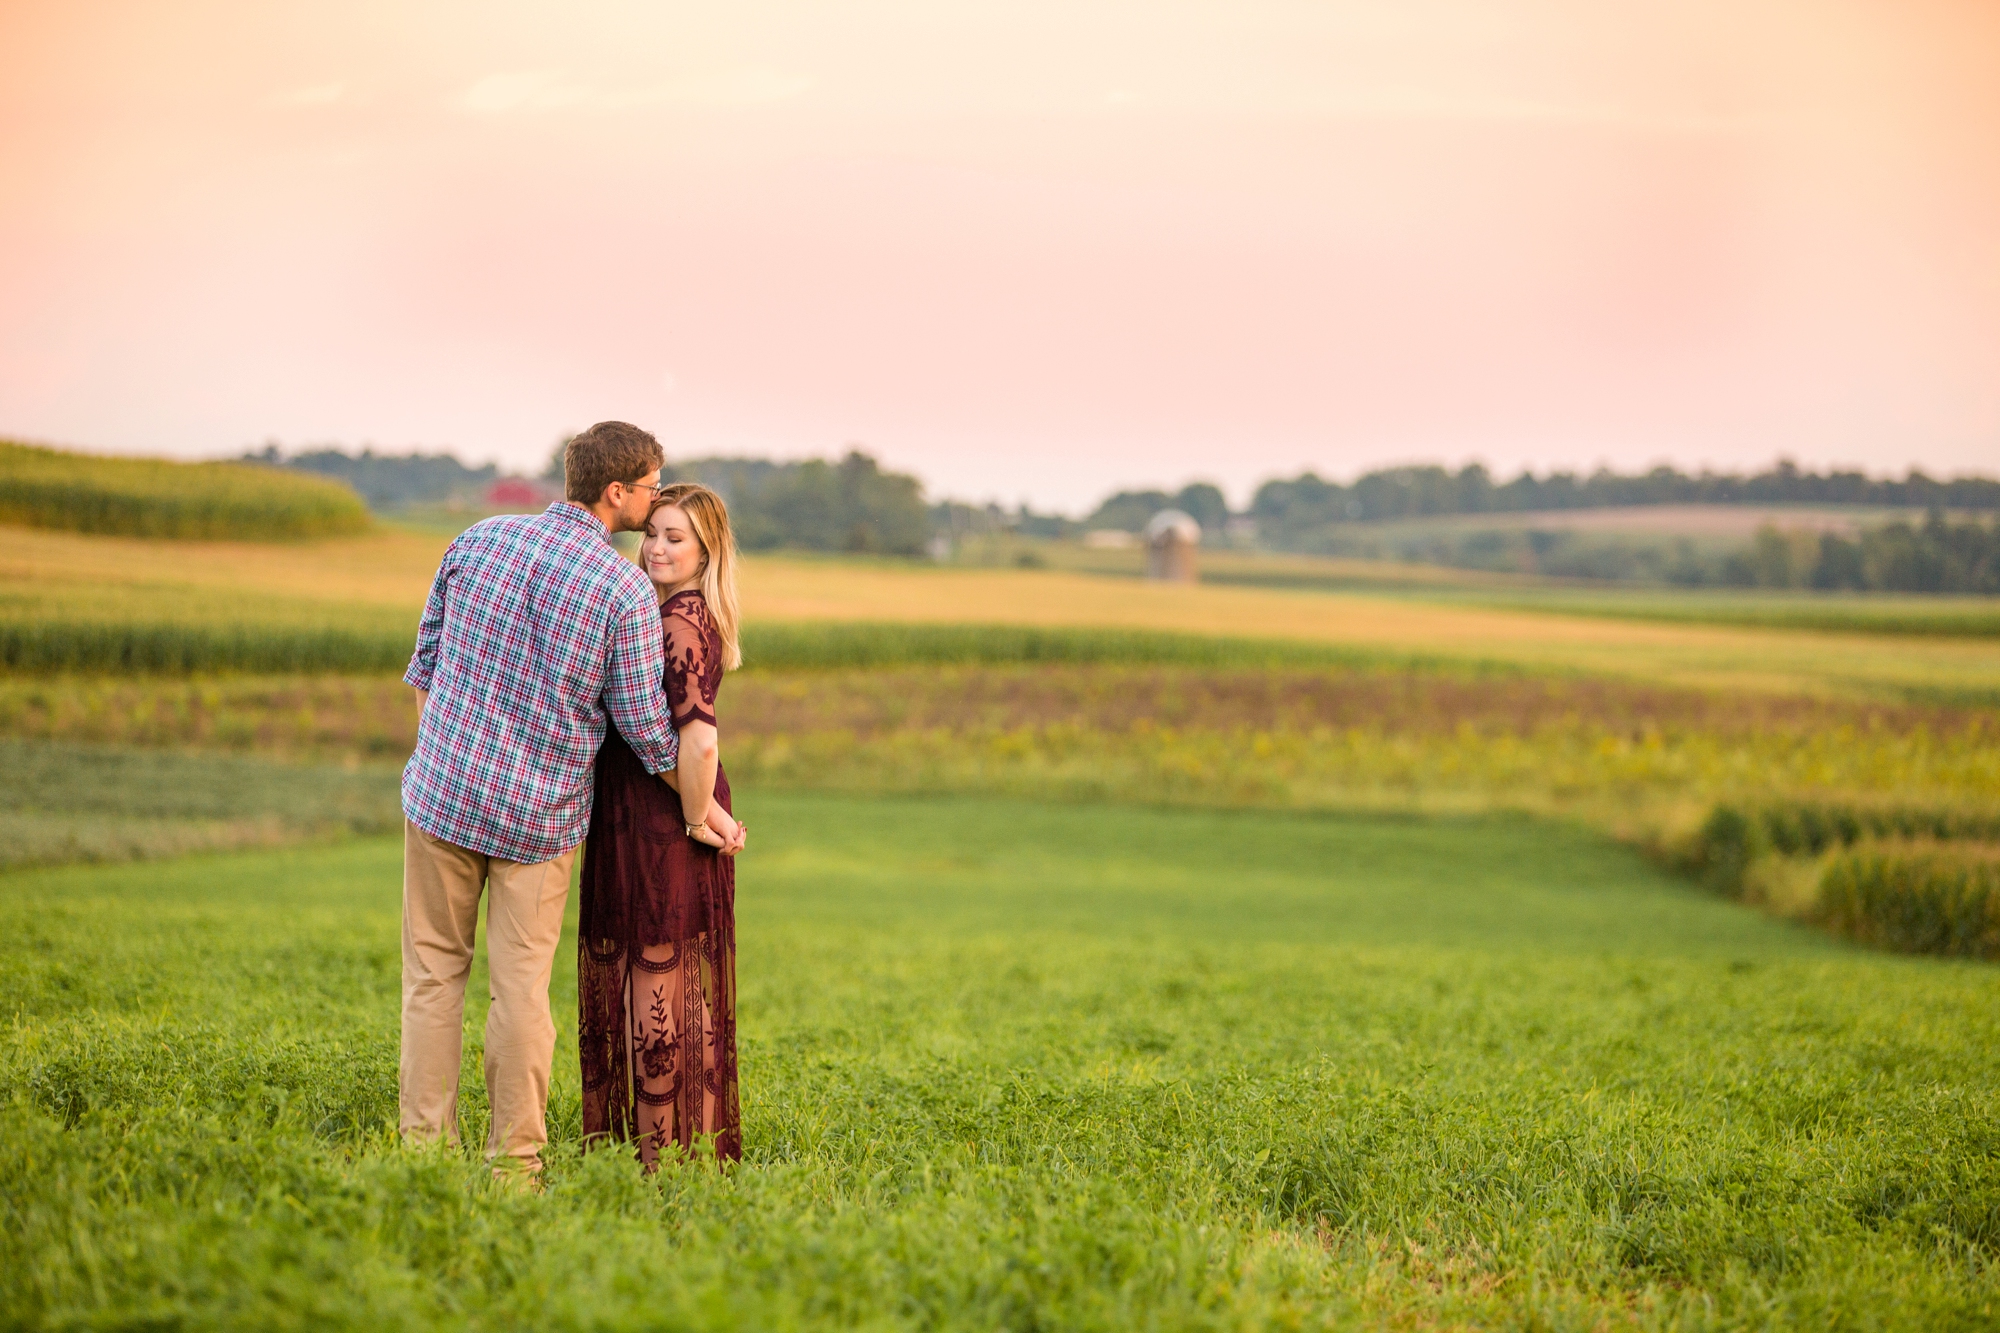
602, 588, 679, 775
404, 546, 453, 696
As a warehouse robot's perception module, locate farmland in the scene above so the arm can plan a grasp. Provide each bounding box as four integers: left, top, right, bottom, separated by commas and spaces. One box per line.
0, 440, 369, 541
6, 797, 2000, 1328
2, 501, 1998, 1328
7, 522, 2000, 698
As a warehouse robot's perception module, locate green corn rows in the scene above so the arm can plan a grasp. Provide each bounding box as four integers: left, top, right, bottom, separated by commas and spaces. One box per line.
0, 440, 369, 541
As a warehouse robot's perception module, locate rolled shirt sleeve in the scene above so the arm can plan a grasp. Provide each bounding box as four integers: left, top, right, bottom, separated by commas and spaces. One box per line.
404, 542, 454, 691
602, 585, 680, 774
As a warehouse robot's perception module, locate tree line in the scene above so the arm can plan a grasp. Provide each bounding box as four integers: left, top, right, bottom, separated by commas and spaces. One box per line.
1239, 459, 2000, 536
252, 444, 1999, 588
243, 445, 497, 510
1729, 513, 2000, 594
1315, 513, 2000, 593
251, 443, 933, 556
659, 452, 929, 555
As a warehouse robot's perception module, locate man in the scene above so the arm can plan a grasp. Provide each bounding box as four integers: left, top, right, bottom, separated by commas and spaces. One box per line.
399, 420, 679, 1184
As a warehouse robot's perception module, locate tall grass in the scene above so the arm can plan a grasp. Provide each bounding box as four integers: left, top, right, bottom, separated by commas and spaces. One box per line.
0, 440, 368, 541
1454, 587, 2000, 638
1680, 798, 2000, 896
11, 666, 1991, 814
0, 619, 1471, 677
740, 620, 1451, 671
0, 619, 413, 673
1819, 841, 2000, 959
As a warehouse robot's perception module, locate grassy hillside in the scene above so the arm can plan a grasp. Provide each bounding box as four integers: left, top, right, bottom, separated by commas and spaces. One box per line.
0, 440, 369, 540
5, 797, 1997, 1328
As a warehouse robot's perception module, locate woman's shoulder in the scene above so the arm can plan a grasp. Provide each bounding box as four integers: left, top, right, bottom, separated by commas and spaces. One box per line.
662, 589, 714, 630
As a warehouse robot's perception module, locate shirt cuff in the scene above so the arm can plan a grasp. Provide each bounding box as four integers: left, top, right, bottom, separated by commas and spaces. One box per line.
403, 661, 434, 691
636, 731, 680, 774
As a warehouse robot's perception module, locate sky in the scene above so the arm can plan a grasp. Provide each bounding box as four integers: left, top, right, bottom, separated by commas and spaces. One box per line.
1, 0, 1996, 512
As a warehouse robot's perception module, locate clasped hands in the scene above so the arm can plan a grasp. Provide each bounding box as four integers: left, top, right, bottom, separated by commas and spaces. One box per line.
688, 807, 747, 856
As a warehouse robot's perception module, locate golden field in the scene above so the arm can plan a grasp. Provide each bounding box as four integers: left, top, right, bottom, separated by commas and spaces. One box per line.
9, 521, 1998, 702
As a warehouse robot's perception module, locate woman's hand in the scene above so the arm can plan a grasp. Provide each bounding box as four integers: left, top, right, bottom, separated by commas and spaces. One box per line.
697, 807, 747, 856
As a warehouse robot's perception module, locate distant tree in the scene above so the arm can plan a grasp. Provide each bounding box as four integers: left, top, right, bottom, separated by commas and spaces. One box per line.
668, 449, 930, 555
1085, 490, 1172, 532
246, 445, 496, 510
1170, 483, 1229, 533
1227, 458, 2000, 558
540, 438, 570, 485
1083, 481, 1228, 535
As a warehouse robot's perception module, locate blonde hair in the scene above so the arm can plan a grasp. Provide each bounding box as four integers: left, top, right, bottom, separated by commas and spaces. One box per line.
648, 483, 742, 670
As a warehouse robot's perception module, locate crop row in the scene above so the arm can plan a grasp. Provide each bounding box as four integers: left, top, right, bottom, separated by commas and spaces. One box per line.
1670, 797, 2000, 958
1679, 798, 2000, 895
0, 618, 1449, 677
0, 621, 411, 674
7, 668, 1991, 819
1819, 842, 2000, 959
0, 441, 369, 541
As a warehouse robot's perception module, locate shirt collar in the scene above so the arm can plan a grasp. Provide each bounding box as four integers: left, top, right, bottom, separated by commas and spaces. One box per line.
545, 501, 613, 542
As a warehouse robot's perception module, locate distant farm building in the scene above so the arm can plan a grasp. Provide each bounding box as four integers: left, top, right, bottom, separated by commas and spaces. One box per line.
1144, 509, 1200, 582
485, 477, 558, 510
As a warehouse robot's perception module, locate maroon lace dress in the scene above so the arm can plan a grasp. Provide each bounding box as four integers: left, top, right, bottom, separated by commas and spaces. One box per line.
578, 590, 739, 1165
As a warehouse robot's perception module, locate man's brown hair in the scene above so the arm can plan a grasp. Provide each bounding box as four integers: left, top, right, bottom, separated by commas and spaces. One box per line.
563, 421, 664, 504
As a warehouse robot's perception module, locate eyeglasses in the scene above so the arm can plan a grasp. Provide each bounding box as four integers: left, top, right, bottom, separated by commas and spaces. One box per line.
626, 479, 666, 496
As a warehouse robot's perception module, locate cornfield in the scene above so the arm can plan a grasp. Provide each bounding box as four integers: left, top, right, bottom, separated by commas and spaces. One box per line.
0, 619, 1433, 677
1818, 841, 2000, 958
1681, 797, 2000, 895
0, 440, 369, 541
0, 621, 411, 674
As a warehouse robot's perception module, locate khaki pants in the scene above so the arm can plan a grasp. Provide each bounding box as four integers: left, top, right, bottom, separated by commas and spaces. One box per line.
400, 819, 576, 1175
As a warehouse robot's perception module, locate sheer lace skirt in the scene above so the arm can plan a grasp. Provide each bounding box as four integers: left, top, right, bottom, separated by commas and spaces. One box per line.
579, 931, 740, 1166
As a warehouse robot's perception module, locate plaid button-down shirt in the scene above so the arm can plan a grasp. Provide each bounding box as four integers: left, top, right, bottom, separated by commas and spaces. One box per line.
402, 502, 679, 863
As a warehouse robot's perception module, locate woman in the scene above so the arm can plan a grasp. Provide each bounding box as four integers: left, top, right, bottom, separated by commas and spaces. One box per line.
578, 483, 746, 1166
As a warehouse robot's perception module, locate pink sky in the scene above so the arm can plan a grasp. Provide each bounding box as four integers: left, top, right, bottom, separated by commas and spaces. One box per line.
2, 0, 1996, 510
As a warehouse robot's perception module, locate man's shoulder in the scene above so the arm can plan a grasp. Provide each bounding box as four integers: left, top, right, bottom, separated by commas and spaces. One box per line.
534, 515, 655, 608
450, 512, 537, 553
596, 551, 659, 610
447, 507, 652, 608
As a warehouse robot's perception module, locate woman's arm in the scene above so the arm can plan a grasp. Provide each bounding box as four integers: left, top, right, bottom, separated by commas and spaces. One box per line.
663, 719, 744, 853
669, 719, 719, 826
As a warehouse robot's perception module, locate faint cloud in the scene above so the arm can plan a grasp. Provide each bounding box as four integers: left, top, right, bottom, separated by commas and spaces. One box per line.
457, 67, 813, 115
272, 82, 346, 107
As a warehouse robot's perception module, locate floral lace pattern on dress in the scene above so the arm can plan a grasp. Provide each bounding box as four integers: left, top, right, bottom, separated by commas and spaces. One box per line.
663, 591, 720, 729
577, 590, 738, 1166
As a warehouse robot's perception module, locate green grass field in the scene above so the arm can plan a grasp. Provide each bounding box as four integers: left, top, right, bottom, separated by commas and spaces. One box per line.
2, 489, 1997, 1329
0, 739, 401, 869
5, 792, 1998, 1329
